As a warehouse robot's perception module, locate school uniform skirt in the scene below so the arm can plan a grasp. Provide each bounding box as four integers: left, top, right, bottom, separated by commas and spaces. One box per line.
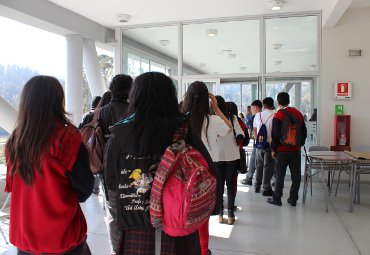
118, 228, 201, 255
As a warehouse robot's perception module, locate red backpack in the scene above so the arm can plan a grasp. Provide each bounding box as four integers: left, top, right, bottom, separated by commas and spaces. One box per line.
150, 123, 216, 237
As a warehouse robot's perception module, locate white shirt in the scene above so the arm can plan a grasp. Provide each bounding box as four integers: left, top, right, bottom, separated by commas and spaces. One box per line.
253, 109, 275, 143
201, 115, 230, 162
214, 115, 244, 162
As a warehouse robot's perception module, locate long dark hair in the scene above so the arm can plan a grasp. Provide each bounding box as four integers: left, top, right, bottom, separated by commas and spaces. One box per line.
126, 72, 180, 155
6, 75, 72, 185
182, 81, 210, 137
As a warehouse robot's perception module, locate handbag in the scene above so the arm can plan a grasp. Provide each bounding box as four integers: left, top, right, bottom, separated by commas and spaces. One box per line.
230, 115, 248, 174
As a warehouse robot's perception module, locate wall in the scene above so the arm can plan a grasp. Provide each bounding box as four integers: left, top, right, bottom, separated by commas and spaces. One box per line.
321, 7, 370, 148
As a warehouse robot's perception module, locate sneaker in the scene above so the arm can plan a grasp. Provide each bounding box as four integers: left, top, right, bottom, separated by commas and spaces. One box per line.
227, 210, 235, 225
262, 189, 273, 196
208, 250, 212, 255
255, 186, 261, 193
287, 198, 297, 207
267, 197, 282, 206
241, 179, 252, 185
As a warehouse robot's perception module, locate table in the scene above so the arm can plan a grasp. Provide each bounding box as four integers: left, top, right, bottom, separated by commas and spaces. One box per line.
345, 151, 370, 207
302, 151, 355, 212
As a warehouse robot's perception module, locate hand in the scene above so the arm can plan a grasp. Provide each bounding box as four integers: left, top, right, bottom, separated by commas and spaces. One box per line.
209, 93, 218, 111
272, 151, 276, 159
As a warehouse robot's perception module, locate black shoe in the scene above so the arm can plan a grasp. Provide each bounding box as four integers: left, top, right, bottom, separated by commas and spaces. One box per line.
272, 182, 275, 187
262, 189, 273, 196
287, 198, 297, 207
208, 249, 212, 255
241, 179, 252, 186
233, 205, 238, 211
267, 197, 282, 206
255, 187, 261, 193
227, 210, 235, 225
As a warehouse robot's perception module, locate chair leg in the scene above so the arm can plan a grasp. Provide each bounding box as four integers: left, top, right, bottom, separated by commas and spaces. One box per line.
335, 171, 341, 197
357, 174, 361, 205
310, 170, 313, 196
0, 228, 8, 244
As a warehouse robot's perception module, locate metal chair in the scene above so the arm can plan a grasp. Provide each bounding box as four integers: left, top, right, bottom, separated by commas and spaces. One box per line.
306, 146, 330, 196
0, 193, 10, 244
351, 146, 370, 204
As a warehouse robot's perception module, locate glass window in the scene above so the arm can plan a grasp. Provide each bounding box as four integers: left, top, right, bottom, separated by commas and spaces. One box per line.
150, 61, 166, 73
0, 126, 8, 167
265, 78, 314, 117
265, 16, 318, 73
183, 20, 260, 75
122, 26, 178, 76
220, 81, 258, 114
0, 16, 66, 109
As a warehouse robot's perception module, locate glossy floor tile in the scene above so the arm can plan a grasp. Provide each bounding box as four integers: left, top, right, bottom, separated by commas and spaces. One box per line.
1, 176, 370, 255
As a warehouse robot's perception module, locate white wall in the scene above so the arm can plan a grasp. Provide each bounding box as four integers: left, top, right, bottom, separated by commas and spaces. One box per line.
321, 7, 370, 148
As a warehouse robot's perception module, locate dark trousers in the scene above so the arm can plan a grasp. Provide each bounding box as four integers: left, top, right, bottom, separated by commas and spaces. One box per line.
273, 150, 301, 202
255, 148, 274, 190
18, 240, 91, 255
216, 160, 239, 212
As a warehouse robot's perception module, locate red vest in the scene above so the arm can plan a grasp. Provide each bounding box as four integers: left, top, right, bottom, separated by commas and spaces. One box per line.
5, 124, 87, 254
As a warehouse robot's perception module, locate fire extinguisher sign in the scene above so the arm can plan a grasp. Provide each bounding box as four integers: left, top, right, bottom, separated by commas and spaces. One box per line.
334, 82, 352, 99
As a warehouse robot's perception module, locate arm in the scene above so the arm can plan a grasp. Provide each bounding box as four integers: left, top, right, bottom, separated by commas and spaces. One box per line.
65, 144, 94, 202
209, 93, 232, 128
103, 133, 120, 199
271, 117, 282, 153
301, 118, 307, 146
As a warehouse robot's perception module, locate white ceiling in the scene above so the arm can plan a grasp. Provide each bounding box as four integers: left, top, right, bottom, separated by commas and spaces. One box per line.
350, 0, 370, 8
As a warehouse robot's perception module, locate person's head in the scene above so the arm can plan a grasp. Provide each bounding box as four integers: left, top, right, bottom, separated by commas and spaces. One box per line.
6, 75, 72, 185
276, 92, 290, 108
99, 91, 112, 107
109, 74, 133, 100
251, 100, 262, 114
215, 95, 227, 117
127, 72, 179, 154
226, 101, 238, 117
182, 81, 210, 136
262, 97, 275, 110
91, 96, 101, 109
239, 112, 245, 119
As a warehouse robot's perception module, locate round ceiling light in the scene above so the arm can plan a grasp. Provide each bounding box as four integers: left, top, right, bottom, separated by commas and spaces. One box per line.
274, 60, 282, 65
206, 29, 218, 37
272, 43, 282, 49
116, 13, 131, 23
267, 0, 285, 11
228, 53, 237, 59
159, 40, 170, 46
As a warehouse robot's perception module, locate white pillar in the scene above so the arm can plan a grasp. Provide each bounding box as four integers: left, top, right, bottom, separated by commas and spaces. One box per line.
0, 96, 17, 133
114, 27, 122, 75
83, 38, 106, 97
66, 34, 84, 125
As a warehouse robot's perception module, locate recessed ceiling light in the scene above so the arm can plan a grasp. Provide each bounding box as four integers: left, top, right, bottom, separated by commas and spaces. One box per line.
284, 49, 308, 52
267, 0, 285, 11
220, 49, 232, 54
206, 29, 218, 37
240, 67, 247, 71
116, 13, 131, 23
274, 60, 282, 65
228, 53, 237, 59
310, 65, 316, 70
159, 40, 170, 46
272, 43, 282, 49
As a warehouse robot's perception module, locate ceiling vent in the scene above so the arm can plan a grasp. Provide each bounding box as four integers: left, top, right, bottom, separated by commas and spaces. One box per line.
348, 49, 362, 57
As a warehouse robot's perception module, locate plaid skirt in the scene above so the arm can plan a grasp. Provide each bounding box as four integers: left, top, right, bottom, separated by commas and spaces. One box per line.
118, 229, 201, 255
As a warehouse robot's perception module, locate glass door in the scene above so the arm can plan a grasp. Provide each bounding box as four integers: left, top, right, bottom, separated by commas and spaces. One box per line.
181, 78, 220, 101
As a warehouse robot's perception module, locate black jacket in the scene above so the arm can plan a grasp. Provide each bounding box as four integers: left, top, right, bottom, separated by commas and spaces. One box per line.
104, 116, 217, 230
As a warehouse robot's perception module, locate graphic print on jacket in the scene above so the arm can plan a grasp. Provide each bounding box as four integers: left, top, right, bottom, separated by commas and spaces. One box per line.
117, 153, 159, 230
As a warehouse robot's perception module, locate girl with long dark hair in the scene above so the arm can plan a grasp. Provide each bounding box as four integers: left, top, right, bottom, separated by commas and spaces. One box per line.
104, 73, 216, 255
5, 75, 94, 254
182, 81, 231, 255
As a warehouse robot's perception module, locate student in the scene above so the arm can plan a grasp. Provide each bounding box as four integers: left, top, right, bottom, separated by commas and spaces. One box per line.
214, 97, 243, 225
182, 82, 231, 254
240, 100, 262, 186
105, 73, 216, 255
254, 97, 275, 196
79, 95, 101, 129
268, 92, 307, 206
5, 75, 94, 255
99, 74, 132, 255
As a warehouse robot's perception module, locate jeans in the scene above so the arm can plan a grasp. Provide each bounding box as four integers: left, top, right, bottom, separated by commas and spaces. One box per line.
106, 189, 121, 254
18, 240, 91, 255
246, 147, 256, 181
255, 148, 274, 190
216, 160, 239, 212
273, 150, 301, 202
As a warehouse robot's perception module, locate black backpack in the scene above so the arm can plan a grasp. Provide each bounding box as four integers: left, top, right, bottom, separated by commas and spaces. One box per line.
280, 108, 303, 147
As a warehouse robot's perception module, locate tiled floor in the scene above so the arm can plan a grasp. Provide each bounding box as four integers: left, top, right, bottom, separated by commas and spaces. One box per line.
1, 175, 370, 255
